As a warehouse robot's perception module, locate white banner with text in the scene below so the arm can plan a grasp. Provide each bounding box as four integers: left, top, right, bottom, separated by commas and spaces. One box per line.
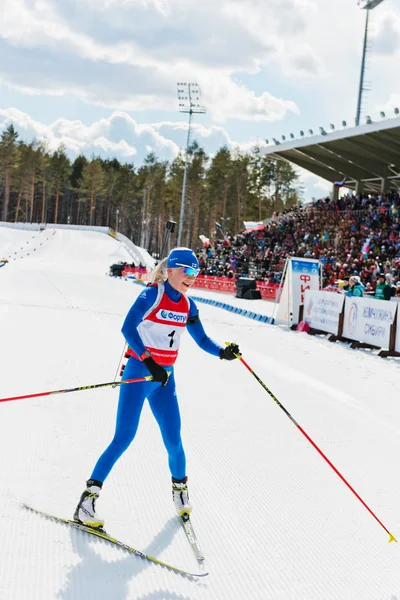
342, 296, 396, 349
304, 291, 344, 335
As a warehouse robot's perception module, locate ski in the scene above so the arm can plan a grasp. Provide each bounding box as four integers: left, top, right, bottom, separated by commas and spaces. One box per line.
180, 514, 206, 568
23, 504, 208, 579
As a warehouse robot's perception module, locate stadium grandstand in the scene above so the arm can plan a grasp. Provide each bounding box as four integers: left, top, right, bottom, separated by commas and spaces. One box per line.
262, 115, 400, 196
197, 117, 400, 299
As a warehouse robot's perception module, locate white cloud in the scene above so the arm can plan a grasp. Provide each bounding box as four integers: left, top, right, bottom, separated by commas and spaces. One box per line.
295, 166, 332, 199
0, 107, 267, 162
370, 10, 400, 55
0, 0, 307, 122
0, 108, 138, 157
0, 0, 398, 201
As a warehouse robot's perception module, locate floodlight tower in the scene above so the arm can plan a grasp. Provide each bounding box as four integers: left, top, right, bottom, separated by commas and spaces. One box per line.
355, 0, 387, 127
176, 82, 206, 246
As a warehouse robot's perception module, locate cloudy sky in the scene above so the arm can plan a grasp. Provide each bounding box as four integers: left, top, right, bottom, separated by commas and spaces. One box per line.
1, 0, 399, 200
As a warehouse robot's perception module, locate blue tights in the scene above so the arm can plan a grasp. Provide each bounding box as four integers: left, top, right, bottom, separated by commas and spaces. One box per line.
91, 359, 186, 483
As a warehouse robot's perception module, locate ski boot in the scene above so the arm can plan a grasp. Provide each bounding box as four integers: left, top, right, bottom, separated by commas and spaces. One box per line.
74, 479, 104, 529
172, 476, 192, 517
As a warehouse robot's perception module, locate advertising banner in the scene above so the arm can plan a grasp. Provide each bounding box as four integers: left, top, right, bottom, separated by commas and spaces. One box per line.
275, 257, 320, 326
342, 296, 396, 349
304, 290, 345, 335
291, 258, 320, 324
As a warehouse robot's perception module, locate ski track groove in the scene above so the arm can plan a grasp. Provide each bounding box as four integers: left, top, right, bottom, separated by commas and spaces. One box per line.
1, 228, 400, 599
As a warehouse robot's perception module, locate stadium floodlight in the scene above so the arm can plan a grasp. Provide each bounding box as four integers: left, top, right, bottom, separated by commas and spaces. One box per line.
176, 82, 206, 246
355, 0, 387, 126
358, 0, 385, 8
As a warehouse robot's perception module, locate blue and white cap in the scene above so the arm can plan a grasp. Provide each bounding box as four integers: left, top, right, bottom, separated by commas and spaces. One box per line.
167, 247, 199, 269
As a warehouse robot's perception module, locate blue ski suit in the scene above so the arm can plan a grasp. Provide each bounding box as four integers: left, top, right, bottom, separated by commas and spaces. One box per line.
91, 280, 222, 482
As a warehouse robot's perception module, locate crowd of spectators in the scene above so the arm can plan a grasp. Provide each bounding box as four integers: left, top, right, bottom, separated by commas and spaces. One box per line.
196, 190, 400, 299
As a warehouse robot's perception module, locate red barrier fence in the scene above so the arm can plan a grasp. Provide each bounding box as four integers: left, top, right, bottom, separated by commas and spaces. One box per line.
193, 277, 279, 300
122, 267, 146, 277
192, 276, 236, 293
121, 268, 280, 301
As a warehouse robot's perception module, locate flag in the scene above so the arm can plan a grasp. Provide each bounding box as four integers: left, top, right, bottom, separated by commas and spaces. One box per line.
243, 221, 265, 231
361, 238, 370, 254
199, 234, 210, 246
334, 177, 347, 188
215, 222, 222, 230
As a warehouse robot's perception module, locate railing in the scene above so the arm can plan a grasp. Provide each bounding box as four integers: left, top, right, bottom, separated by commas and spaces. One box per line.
195, 276, 280, 301
122, 267, 147, 277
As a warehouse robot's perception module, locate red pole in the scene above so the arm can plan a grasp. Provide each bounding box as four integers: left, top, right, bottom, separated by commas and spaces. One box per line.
0, 376, 152, 404
238, 353, 396, 543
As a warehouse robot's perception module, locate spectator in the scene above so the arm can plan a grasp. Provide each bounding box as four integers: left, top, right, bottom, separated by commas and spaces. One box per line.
384, 273, 395, 299
197, 189, 400, 289
346, 275, 364, 297
374, 273, 387, 300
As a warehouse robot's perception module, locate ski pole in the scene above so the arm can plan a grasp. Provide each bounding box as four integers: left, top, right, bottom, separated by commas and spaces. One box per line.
231, 346, 396, 543
0, 376, 153, 404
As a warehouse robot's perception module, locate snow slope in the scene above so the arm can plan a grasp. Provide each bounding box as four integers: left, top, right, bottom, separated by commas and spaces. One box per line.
1, 226, 400, 600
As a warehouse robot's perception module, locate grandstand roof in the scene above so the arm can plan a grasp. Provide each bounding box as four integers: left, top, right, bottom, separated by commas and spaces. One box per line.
262, 117, 400, 193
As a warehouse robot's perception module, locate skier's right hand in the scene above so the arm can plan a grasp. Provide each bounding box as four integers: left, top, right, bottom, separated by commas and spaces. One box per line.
143, 357, 169, 386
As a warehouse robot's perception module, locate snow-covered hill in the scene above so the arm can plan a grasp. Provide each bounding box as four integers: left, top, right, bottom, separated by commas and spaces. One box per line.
1, 226, 400, 600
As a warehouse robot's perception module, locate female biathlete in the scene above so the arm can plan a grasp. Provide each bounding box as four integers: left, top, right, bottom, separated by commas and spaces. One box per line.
74, 247, 240, 528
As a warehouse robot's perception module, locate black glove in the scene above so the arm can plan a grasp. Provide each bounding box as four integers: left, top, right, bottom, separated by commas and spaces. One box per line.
220, 343, 241, 361
143, 357, 169, 386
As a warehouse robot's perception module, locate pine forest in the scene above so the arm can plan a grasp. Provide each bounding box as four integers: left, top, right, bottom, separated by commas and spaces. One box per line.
0, 124, 302, 255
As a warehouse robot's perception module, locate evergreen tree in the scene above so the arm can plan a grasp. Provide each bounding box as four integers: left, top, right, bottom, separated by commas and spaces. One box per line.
50, 146, 71, 224
249, 146, 274, 221
185, 141, 208, 248
37, 142, 51, 223
77, 159, 106, 225
0, 126, 304, 244
70, 155, 88, 223
14, 142, 33, 222
0, 125, 19, 221
115, 163, 136, 236
138, 152, 167, 254
100, 158, 121, 227
271, 159, 301, 214
230, 151, 251, 233
205, 146, 231, 237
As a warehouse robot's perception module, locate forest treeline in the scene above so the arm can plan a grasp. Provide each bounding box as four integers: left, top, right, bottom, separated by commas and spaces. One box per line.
0, 124, 302, 255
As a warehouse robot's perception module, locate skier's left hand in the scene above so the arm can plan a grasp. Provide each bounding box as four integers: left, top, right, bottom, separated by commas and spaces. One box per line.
220, 342, 241, 360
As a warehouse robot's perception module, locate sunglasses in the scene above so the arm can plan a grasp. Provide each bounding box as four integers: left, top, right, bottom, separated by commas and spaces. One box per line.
179, 266, 200, 277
